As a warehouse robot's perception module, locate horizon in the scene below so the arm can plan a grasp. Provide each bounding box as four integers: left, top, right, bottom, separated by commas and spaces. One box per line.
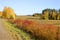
0, 0, 60, 15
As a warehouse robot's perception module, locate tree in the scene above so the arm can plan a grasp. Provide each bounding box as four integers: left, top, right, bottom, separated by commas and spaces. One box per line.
2, 7, 16, 20
51, 9, 57, 20
42, 9, 50, 20
0, 12, 3, 18
57, 9, 60, 20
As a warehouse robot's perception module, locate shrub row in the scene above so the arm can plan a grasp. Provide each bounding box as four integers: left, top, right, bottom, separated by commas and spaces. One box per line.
13, 19, 60, 40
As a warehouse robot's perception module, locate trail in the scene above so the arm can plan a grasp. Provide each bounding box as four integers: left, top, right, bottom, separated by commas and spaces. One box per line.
0, 19, 14, 40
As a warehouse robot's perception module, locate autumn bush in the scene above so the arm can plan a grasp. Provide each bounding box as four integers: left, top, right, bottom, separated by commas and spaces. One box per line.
13, 19, 60, 40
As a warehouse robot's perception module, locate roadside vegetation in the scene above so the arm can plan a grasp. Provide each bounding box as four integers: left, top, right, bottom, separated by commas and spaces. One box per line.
3, 20, 35, 40
13, 19, 60, 40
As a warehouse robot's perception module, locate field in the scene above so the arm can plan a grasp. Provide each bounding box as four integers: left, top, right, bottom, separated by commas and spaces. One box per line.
0, 16, 60, 40
16, 16, 60, 26
16, 16, 40, 20
11, 16, 60, 40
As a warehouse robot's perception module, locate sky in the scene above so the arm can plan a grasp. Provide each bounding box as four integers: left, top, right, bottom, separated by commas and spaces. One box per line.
0, 0, 60, 15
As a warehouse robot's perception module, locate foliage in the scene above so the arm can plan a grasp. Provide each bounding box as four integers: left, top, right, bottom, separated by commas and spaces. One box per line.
2, 7, 16, 20
33, 9, 60, 20
42, 9, 50, 20
13, 19, 60, 40
0, 12, 2, 17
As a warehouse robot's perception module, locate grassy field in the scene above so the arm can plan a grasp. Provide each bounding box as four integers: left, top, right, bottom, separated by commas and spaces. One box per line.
16, 16, 60, 26
16, 16, 40, 20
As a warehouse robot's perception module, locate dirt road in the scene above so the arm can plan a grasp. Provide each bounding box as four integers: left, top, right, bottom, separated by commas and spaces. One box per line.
0, 19, 14, 40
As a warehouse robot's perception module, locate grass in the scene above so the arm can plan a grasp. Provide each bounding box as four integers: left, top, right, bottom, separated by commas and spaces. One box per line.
16, 16, 40, 20
3, 20, 35, 40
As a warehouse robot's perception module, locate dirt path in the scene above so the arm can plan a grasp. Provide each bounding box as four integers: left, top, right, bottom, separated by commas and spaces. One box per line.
0, 19, 14, 40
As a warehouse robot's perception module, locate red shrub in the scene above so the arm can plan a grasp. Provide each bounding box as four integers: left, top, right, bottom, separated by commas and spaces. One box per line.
14, 19, 24, 28
13, 19, 59, 40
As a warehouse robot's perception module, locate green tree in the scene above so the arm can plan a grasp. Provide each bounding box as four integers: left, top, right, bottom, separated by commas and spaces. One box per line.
42, 9, 51, 20
51, 9, 57, 20
57, 9, 60, 20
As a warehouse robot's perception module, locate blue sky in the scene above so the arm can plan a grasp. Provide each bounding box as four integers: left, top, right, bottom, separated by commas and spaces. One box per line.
0, 0, 60, 15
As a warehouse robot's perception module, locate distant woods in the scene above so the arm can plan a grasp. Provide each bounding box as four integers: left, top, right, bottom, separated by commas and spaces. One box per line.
33, 9, 60, 20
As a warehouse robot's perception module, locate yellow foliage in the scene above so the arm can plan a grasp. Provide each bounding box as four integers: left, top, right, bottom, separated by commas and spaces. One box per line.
57, 14, 60, 20
43, 11, 49, 20
2, 7, 16, 20
0, 12, 2, 17
52, 12, 57, 17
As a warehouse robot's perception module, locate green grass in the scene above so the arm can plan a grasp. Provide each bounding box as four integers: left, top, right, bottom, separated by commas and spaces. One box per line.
3, 20, 35, 40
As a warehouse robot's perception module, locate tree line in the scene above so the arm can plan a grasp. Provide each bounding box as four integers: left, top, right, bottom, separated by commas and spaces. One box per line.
33, 9, 60, 20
